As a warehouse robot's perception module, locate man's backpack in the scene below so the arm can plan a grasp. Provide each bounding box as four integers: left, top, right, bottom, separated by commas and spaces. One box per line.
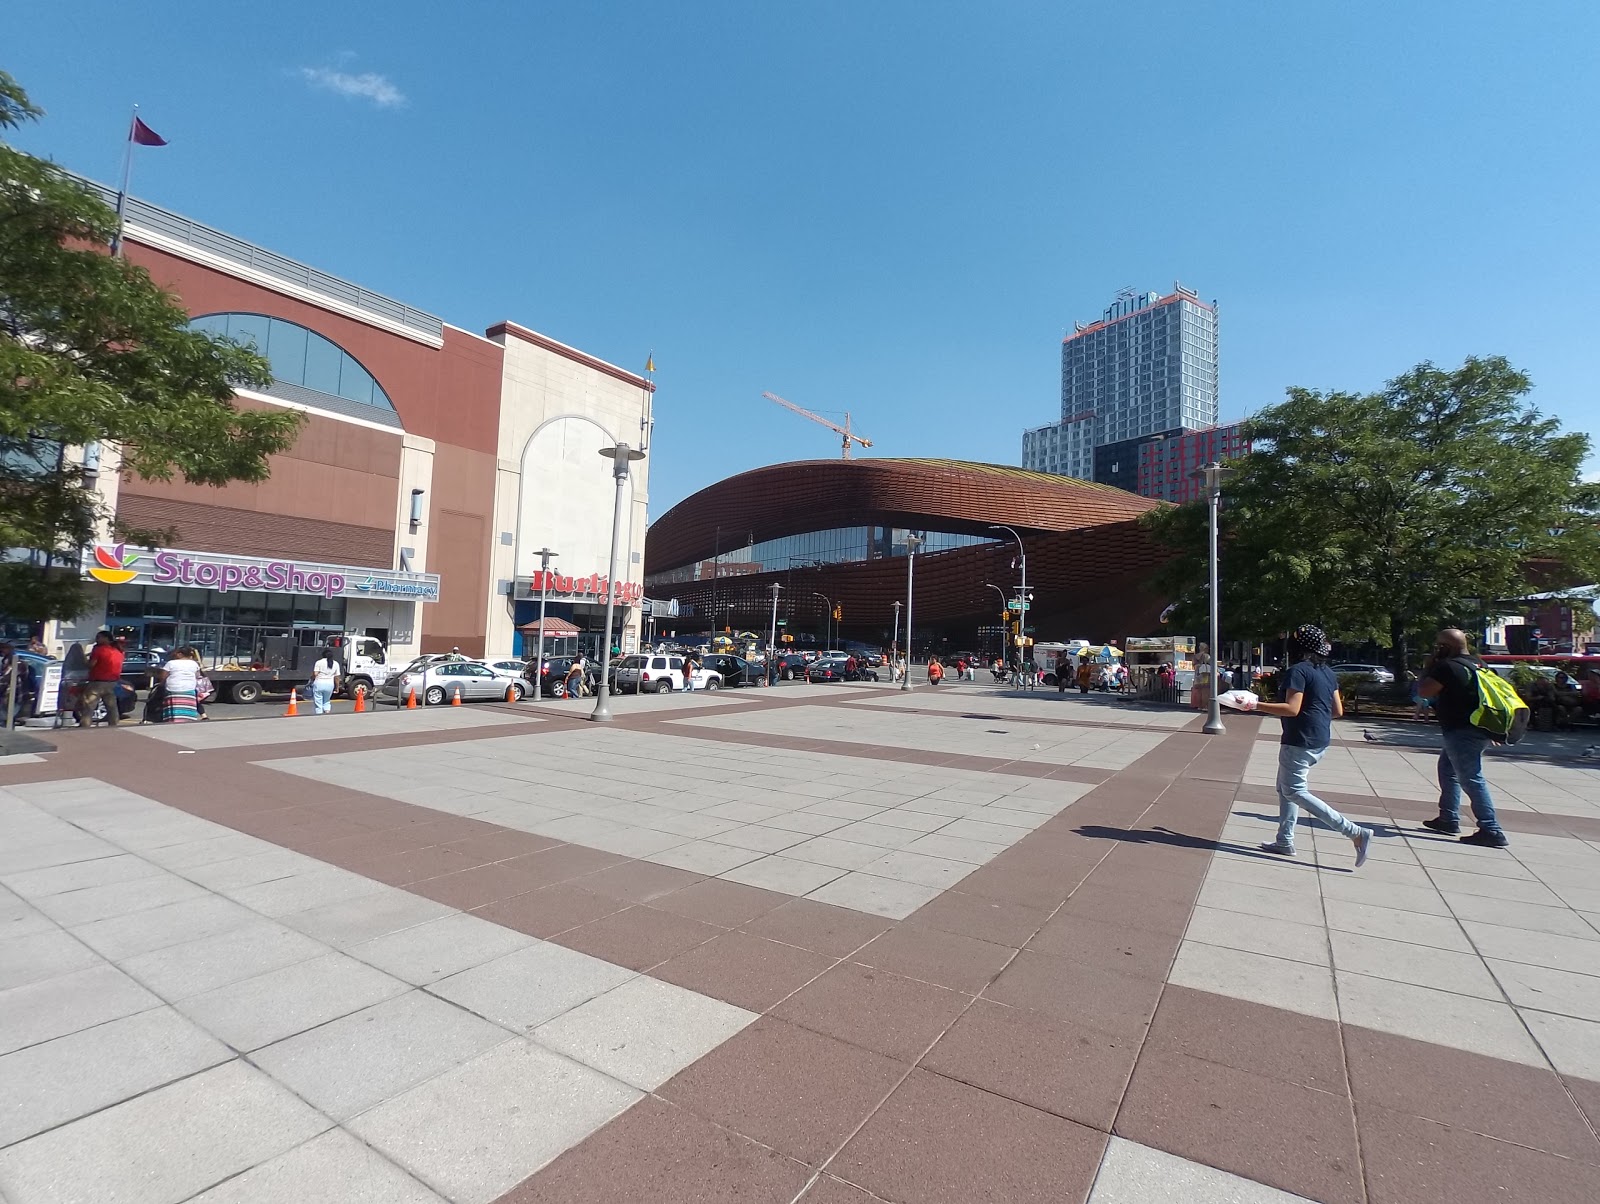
1468, 664, 1530, 745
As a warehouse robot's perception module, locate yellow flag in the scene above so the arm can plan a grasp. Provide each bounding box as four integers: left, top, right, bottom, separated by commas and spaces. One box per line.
645, 354, 655, 373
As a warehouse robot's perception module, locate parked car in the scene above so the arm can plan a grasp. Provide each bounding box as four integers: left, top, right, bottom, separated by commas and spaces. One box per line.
118, 648, 165, 690
525, 656, 601, 695
64, 678, 138, 725
807, 656, 876, 683
378, 658, 527, 705
861, 651, 884, 667
1331, 663, 1395, 684
774, 653, 810, 680
612, 653, 721, 693
701, 654, 757, 687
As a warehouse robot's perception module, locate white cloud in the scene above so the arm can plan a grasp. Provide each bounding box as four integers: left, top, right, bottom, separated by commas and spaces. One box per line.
299, 66, 405, 109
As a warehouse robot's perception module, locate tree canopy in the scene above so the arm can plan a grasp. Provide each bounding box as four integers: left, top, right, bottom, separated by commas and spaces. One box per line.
0, 72, 302, 621
1144, 356, 1600, 667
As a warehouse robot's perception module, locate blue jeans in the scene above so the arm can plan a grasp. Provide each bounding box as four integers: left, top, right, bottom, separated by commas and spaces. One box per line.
1276, 744, 1361, 847
1437, 728, 1503, 833
310, 681, 334, 714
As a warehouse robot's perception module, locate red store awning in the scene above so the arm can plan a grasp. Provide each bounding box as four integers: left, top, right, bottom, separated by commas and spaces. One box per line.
517, 617, 581, 636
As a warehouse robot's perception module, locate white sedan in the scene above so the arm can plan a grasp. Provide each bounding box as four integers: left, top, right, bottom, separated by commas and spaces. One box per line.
379, 658, 526, 705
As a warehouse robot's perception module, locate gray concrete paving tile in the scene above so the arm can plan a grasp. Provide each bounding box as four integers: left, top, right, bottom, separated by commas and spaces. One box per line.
900, 832, 1008, 866
643, 840, 761, 876
141, 833, 278, 872
119, 920, 327, 1001
0, 1060, 328, 1204
532, 975, 757, 1090
277, 889, 455, 949
0, 963, 161, 1056
0, 891, 53, 943
1317, 875, 1451, 916
1427, 867, 1565, 907
825, 820, 923, 850
782, 837, 894, 872
1522, 1009, 1600, 1080
1329, 931, 1502, 999
251, 990, 511, 1121
0, 839, 121, 878
706, 824, 810, 853
574, 825, 688, 858
1184, 904, 1331, 967
1461, 921, 1600, 976
719, 855, 849, 896
179, 850, 312, 893
347, 913, 535, 985
760, 811, 852, 836
1169, 942, 1338, 1020
1321, 899, 1472, 951
224, 868, 388, 918
187, 1128, 445, 1203
0, 1006, 231, 1147
1486, 959, 1600, 1022
33, 873, 210, 929
0, 929, 99, 992
2, 854, 162, 900
1089, 1136, 1317, 1203
349, 1038, 640, 1204
1333, 970, 1545, 1066
1443, 892, 1600, 938
176, 951, 411, 1052
69, 895, 258, 961
805, 871, 943, 920
1195, 880, 1327, 927
860, 849, 976, 890
428, 942, 634, 1033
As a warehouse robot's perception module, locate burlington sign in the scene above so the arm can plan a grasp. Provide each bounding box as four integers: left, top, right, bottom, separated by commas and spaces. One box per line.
514, 571, 643, 605
84, 544, 441, 603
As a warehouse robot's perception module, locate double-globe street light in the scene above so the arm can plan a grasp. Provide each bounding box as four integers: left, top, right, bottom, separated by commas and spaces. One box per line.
590, 442, 646, 723
529, 546, 558, 701
812, 591, 832, 651
901, 533, 923, 691
1191, 461, 1232, 736
984, 583, 1007, 663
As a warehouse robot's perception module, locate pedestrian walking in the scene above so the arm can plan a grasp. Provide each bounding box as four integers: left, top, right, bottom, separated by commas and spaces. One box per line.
563, 660, 584, 700
76, 631, 124, 727
309, 646, 341, 714
927, 657, 944, 686
1226, 623, 1373, 865
1415, 628, 1510, 848
682, 653, 699, 694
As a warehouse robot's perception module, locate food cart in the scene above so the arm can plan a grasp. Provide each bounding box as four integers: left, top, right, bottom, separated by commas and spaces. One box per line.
1124, 636, 1197, 699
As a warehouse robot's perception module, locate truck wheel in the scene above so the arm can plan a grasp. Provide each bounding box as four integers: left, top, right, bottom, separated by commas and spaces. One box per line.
231, 681, 262, 705
345, 676, 373, 700
424, 685, 447, 706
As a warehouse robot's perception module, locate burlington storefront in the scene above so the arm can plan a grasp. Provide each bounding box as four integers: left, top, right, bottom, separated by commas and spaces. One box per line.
509, 570, 644, 657
77, 544, 439, 663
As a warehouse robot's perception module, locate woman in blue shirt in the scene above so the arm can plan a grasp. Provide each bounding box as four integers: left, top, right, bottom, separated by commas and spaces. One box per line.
1238, 624, 1373, 867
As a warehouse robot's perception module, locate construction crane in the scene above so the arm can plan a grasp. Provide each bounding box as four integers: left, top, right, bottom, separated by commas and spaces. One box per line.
762, 391, 873, 460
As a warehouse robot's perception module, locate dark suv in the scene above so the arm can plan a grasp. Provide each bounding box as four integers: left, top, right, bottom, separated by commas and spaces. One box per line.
774, 653, 810, 681
525, 656, 597, 696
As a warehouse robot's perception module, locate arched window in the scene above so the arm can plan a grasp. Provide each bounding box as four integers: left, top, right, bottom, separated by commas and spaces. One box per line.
190, 313, 395, 413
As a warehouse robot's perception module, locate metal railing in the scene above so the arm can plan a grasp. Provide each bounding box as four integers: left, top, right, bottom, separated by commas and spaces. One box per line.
72, 174, 445, 343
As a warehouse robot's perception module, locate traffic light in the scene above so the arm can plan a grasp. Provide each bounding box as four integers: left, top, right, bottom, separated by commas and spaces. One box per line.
833, 606, 842, 621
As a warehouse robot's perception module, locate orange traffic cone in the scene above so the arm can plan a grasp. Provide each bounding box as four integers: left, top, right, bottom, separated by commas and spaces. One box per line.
353, 686, 366, 713
406, 685, 418, 710
451, 686, 462, 706
284, 689, 299, 717
504, 683, 517, 703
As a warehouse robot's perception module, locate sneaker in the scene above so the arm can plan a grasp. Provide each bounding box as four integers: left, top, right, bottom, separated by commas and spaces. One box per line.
1421, 817, 1461, 836
1353, 828, 1372, 868
1460, 828, 1510, 849
1259, 840, 1296, 856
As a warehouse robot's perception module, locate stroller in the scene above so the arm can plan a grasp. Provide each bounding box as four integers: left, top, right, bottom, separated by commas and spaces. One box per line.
990, 662, 1011, 685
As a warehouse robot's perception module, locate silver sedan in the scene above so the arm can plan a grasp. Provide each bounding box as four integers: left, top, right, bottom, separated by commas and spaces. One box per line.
379, 659, 526, 705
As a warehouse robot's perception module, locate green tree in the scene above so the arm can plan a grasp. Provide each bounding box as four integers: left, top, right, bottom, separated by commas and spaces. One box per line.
1145, 356, 1600, 669
1, 73, 301, 622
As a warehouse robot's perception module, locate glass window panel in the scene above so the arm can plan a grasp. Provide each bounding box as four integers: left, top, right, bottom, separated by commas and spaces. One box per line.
302, 332, 343, 395
190, 314, 228, 337
337, 354, 376, 404
266, 318, 309, 383
225, 313, 270, 353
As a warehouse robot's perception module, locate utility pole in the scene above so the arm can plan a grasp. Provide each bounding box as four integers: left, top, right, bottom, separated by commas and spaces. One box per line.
768, 583, 782, 680
530, 547, 558, 701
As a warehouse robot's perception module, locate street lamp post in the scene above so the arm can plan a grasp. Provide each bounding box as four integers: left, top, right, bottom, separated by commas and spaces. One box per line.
984, 583, 1007, 663
901, 533, 922, 691
590, 442, 645, 723
988, 525, 1028, 665
1192, 461, 1232, 736
891, 600, 902, 672
812, 591, 832, 651
768, 583, 781, 681
530, 547, 557, 701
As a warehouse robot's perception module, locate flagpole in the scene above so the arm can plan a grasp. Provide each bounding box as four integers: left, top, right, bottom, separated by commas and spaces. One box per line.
110, 106, 138, 258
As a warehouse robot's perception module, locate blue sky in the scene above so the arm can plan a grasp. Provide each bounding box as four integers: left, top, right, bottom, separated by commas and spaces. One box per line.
10, 1, 1598, 509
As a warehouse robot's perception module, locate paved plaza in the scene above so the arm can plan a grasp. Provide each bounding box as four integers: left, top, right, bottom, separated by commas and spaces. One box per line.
2, 680, 1598, 1202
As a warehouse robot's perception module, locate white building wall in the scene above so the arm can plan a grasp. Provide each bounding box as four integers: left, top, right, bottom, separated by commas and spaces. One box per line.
486, 325, 653, 658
